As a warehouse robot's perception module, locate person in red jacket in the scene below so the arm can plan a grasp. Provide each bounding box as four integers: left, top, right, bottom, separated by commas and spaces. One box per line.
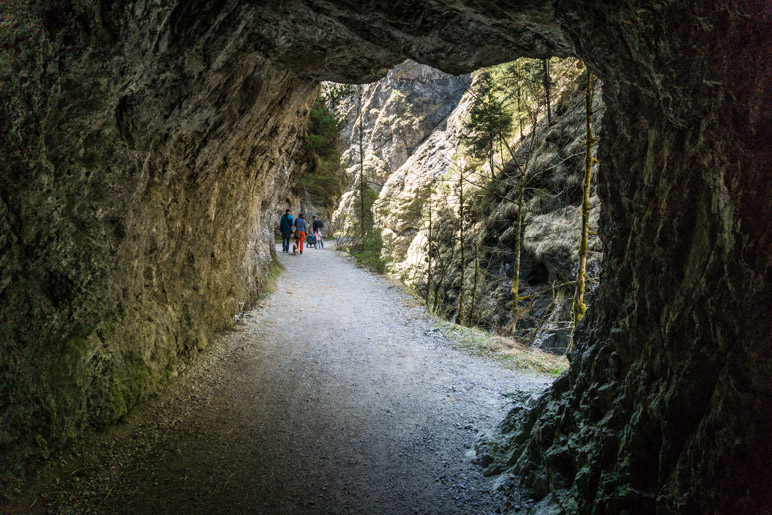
294, 213, 307, 254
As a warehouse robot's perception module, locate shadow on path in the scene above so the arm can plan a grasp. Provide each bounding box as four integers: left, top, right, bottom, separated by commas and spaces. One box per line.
32, 245, 551, 514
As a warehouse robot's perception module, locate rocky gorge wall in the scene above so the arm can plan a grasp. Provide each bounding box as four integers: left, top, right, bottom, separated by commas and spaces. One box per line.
2, 0, 769, 511
367, 63, 604, 353
330, 60, 469, 236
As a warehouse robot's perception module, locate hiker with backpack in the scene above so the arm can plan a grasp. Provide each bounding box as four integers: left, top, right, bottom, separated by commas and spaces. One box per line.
312, 215, 324, 249
279, 209, 293, 253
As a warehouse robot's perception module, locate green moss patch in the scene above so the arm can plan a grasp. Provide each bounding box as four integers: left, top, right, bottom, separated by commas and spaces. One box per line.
435, 319, 568, 376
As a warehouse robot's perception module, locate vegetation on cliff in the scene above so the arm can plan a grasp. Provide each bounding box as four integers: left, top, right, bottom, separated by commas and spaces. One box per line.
391, 58, 602, 353
300, 97, 347, 220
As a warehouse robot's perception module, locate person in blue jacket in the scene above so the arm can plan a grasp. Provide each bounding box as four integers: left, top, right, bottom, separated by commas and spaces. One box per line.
279, 209, 294, 253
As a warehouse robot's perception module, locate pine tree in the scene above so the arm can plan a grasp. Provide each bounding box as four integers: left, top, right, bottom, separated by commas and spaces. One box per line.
463, 73, 513, 180
302, 97, 346, 217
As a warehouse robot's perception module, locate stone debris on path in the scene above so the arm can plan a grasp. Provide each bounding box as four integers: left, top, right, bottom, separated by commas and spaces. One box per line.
33, 245, 552, 514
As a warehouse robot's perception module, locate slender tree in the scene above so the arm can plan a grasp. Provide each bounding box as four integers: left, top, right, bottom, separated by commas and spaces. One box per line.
463, 73, 513, 181
457, 166, 467, 324
470, 236, 480, 327
450, 58, 587, 332
433, 233, 456, 316
573, 71, 597, 327
510, 168, 527, 326
425, 177, 434, 308
516, 62, 524, 139
542, 59, 552, 125
358, 91, 366, 245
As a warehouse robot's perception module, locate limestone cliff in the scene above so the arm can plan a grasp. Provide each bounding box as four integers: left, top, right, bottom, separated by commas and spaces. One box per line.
330, 60, 469, 235
370, 63, 604, 354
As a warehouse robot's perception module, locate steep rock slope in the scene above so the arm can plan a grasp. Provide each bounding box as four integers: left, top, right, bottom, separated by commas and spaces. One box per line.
1, 0, 768, 511
331, 60, 469, 235
370, 71, 475, 270
373, 66, 604, 354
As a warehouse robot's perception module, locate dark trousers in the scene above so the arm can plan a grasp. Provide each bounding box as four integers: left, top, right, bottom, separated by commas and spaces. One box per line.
282, 232, 292, 251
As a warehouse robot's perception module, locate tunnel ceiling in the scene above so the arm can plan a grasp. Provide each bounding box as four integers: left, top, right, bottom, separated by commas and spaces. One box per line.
177, 0, 575, 82
1, 0, 769, 512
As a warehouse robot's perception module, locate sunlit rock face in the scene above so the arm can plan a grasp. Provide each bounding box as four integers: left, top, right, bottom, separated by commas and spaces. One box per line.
371, 70, 605, 352
330, 60, 469, 236
1, 0, 768, 511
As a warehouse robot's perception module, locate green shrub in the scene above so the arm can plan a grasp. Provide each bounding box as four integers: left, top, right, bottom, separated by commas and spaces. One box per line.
301, 98, 346, 215
352, 229, 388, 273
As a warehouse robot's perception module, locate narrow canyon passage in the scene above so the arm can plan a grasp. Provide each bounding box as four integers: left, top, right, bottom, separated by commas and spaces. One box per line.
39, 247, 551, 514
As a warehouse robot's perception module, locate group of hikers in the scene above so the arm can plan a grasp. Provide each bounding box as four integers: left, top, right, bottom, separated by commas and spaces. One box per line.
279, 209, 324, 254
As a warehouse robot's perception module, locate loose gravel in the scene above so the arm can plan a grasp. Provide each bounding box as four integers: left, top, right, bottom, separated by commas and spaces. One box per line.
27, 245, 552, 514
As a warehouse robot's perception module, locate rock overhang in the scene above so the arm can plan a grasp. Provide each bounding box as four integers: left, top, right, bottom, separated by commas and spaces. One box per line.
235, 0, 575, 82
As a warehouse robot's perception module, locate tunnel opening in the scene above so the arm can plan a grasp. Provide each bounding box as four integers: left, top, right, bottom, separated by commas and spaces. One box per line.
1, 1, 768, 512
310, 56, 604, 355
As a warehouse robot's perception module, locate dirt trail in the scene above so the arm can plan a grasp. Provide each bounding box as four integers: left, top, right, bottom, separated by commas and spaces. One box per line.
32, 245, 551, 514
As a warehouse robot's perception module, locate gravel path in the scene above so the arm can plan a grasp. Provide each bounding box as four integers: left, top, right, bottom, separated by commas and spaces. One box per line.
32, 245, 551, 514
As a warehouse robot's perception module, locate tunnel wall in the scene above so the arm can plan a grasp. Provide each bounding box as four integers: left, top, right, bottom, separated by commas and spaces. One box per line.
1, 0, 318, 475
481, 1, 772, 509
1, 0, 770, 510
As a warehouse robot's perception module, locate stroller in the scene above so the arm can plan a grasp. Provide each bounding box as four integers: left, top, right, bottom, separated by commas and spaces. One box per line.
306, 233, 317, 249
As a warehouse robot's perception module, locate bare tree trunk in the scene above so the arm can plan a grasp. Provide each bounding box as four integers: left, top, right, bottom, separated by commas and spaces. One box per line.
542, 59, 551, 125
470, 237, 479, 326
358, 92, 366, 245
517, 62, 524, 139
425, 186, 433, 309
433, 278, 442, 314
518, 86, 523, 139
510, 180, 526, 329
573, 71, 596, 327
489, 145, 495, 181
434, 225, 457, 316
435, 258, 450, 315
457, 167, 466, 325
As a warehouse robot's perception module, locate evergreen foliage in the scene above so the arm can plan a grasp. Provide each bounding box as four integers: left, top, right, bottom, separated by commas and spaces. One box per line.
422, 57, 596, 346
350, 179, 388, 273
462, 73, 513, 171
301, 97, 346, 216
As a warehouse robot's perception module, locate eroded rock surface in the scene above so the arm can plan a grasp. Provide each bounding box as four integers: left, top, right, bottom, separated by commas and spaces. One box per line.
331, 60, 469, 235
1, 0, 769, 512
371, 68, 604, 352
1, 0, 319, 471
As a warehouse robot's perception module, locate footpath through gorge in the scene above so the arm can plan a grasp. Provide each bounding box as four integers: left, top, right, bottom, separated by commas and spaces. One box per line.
22, 245, 553, 514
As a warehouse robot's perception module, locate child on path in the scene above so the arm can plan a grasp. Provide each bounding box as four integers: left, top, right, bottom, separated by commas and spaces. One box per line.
312, 215, 324, 249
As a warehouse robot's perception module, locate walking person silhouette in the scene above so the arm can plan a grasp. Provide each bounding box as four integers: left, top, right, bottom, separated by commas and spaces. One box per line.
280, 209, 293, 253
294, 213, 307, 254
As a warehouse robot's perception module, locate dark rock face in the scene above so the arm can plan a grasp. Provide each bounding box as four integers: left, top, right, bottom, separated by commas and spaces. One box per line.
1, 0, 769, 511
1, 0, 318, 467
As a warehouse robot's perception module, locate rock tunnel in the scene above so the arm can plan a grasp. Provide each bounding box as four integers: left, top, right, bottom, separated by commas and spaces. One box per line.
1, 0, 769, 511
